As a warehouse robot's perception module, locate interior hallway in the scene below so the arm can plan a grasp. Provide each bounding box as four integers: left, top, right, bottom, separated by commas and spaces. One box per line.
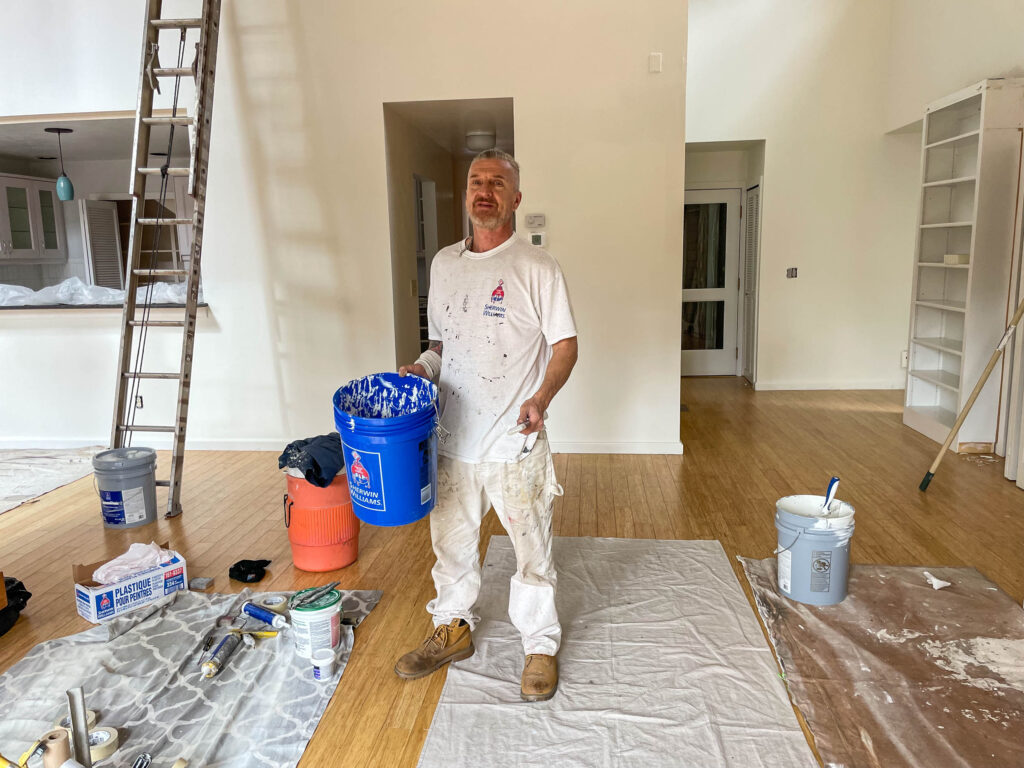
1, 377, 1021, 765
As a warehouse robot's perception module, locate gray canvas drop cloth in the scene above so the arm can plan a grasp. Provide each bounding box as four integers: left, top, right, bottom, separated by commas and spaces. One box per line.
418, 537, 816, 768
0, 446, 101, 514
741, 558, 1024, 768
0, 588, 380, 767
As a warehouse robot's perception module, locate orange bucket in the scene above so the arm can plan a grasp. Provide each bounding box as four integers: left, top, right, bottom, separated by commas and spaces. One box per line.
284, 473, 359, 572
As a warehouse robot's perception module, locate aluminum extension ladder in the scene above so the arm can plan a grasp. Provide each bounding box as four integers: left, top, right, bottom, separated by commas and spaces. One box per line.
109, 0, 222, 517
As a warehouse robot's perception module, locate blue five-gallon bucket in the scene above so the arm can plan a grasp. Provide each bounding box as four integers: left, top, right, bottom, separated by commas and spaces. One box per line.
775, 495, 855, 606
333, 372, 438, 526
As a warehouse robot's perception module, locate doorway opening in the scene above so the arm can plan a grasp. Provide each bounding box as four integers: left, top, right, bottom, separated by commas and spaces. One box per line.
382, 97, 514, 366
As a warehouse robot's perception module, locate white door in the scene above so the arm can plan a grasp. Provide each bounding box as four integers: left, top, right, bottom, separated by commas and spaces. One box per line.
681, 188, 741, 375
742, 185, 761, 383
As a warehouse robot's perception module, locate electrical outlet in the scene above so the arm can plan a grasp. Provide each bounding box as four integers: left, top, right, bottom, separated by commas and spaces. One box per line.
786, 267, 798, 278
900, 349, 909, 368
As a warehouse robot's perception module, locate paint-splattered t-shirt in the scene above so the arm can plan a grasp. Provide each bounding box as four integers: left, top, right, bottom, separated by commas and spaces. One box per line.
427, 234, 577, 463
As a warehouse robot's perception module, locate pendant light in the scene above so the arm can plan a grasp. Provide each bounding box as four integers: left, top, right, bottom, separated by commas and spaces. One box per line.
44, 127, 74, 201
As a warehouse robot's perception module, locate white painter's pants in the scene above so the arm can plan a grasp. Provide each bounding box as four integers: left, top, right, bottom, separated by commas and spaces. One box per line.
426, 433, 563, 656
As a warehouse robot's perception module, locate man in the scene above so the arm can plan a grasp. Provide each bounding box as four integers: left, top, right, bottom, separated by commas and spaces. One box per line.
396, 149, 578, 701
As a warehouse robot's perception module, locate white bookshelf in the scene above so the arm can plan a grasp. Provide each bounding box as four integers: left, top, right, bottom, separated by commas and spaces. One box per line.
904, 79, 1024, 451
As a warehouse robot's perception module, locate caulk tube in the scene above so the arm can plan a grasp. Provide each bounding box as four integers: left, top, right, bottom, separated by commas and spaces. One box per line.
201, 633, 242, 679
242, 600, 289, 628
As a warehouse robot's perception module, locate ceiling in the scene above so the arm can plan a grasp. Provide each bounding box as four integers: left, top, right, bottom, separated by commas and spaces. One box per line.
386, 98, 514, 157
0, 115, 191, 163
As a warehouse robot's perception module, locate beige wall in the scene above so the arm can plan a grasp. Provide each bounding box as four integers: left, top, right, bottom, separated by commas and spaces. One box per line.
886, 0, 1024, 130
1, 0, 688, 452
687, 0, 921, 389
383, 108, 456, 367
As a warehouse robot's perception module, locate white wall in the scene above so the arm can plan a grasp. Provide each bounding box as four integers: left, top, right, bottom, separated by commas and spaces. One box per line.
0, 0, 688, 452
687, 0, 922, 389
886, 0, 1024, 130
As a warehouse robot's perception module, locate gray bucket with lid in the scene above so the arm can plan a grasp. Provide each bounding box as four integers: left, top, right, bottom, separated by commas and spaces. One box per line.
92, 447, 158, 529
775, 494, 855, 606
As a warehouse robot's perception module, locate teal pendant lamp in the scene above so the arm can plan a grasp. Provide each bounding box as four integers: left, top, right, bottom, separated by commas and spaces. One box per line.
45, 127, 74, 201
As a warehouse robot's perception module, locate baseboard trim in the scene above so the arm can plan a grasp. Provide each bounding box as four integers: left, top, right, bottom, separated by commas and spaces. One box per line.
755, 379, 905, 391
1, 437, 686, 455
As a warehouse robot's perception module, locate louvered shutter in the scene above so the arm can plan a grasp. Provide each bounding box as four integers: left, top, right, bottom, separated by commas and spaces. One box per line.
81, 200, 123, 289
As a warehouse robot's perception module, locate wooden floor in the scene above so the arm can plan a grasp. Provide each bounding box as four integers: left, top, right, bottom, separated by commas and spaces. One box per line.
2, 377, 1023, 766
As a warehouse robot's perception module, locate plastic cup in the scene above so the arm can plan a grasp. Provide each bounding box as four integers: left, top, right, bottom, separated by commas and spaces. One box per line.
311, 648, 337, 681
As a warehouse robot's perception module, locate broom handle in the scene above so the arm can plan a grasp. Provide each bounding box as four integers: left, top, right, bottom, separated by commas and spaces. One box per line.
920, 295, 1024, 490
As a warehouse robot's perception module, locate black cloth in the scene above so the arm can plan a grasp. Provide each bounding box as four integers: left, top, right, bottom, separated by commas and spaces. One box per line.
229, 559, 271, 583
0, 577, 32, 638
278, 432, 345, 488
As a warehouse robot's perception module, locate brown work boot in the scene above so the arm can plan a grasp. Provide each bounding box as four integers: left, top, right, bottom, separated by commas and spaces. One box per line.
520, 654, 558, 701
394, 619, 474, 679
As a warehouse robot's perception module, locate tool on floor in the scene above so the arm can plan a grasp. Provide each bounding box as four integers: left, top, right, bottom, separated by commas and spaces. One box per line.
201, 632, 243, 679
131, 753, 153, 768
289, 581, 340, 609
67, 687, 92, 768
920, 291, 1024, 491
241, 600, 289, 628
109, 0, 223, 518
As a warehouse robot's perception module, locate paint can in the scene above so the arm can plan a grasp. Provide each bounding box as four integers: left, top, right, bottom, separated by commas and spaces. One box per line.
290, 588, 342, 659
92, 447, 158, 529
775, 494, 855, 606
333, 372, 438, 526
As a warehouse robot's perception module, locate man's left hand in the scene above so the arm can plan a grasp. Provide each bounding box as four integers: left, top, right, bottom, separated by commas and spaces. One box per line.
516, 397, 548, 436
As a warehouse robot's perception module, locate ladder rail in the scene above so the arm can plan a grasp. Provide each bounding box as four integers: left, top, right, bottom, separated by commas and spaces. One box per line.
109, 0, 222, 518
167, 0, 221, 517
111, 0, 162, 450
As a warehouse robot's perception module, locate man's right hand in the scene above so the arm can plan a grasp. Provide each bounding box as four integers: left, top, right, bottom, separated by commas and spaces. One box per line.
398, 363, 429, 379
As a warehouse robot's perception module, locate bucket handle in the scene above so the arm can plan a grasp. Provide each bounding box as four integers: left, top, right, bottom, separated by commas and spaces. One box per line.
774, 529, 803, 556
283, 494, 293, 528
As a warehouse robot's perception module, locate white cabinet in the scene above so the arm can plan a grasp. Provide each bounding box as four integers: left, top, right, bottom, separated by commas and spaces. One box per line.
0, 174, 68, 264
903, 79, 1024, 451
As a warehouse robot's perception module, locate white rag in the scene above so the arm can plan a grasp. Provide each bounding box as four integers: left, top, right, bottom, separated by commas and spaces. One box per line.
93, 541, 175, 584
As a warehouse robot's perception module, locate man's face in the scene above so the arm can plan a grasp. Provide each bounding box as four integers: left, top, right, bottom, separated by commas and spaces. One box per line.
466, 158, 521, 231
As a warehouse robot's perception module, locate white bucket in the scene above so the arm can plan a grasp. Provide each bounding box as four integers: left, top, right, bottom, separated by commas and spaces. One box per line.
775, 494, 855, 606
290, 588, 342, 659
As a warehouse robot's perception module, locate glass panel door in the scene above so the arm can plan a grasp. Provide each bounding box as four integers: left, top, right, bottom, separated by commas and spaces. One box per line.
2, 183, 36, 256
38, 187, 59, 250
681, 189, 742, 375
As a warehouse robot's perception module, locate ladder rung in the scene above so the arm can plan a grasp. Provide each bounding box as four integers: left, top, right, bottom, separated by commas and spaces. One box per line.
123, 372, 182, 380
150, 18, 202, 29
153, 67, 193, 77
155, 480, 171, 487
133, 269, 188, 277
128, 320, 185, 327
137, 218, 191, 226
142, 116, 194, 126
138, 167, 190, 176
118, 425, 176, 433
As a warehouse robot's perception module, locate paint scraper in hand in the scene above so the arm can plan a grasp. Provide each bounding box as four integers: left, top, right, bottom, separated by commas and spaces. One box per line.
507, 411, 549, 436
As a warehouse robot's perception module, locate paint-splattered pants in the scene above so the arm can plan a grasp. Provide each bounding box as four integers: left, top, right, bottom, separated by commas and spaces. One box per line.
426, 433, 563, 656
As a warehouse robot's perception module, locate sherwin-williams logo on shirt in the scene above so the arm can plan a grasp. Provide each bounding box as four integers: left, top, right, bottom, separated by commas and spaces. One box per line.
484, 279, 507, 318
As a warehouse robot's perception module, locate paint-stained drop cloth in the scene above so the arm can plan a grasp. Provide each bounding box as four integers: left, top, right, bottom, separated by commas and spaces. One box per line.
418, 537, 816, 768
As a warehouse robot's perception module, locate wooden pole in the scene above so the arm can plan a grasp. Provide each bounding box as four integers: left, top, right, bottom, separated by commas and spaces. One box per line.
920, 295, 1024, 490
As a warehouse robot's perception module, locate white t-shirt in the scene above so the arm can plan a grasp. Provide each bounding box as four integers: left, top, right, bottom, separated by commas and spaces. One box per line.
427, 233, 577, 463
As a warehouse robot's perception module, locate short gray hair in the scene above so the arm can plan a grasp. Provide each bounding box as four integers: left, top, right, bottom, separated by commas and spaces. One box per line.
471, 149, 520, 191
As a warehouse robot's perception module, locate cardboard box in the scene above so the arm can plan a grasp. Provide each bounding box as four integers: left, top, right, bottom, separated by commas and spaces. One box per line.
73, 543, 187, 623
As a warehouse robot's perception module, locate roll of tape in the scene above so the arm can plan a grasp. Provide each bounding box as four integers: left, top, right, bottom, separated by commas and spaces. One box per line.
259, 595, 288, 614
88, 727, 120, 761
53, 709, 98, 732
42, 729, 72, 768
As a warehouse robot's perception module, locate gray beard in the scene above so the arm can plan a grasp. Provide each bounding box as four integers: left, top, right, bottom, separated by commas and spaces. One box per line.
469, 210, 509, 231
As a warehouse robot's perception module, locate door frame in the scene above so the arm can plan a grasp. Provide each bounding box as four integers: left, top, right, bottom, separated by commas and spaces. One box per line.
682, 186, 744, 375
